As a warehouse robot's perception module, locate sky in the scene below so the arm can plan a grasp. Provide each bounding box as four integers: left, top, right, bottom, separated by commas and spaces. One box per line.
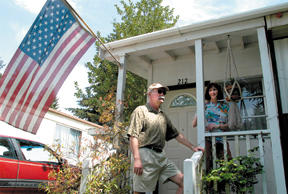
0, 0, 287, 114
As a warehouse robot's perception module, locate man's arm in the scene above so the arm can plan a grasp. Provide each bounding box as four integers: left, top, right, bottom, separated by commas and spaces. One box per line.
175, 133, 205, 152
130, 136, 143, 175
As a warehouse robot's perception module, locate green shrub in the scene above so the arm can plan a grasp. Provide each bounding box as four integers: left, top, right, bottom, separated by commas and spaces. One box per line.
202, 147, 263, 193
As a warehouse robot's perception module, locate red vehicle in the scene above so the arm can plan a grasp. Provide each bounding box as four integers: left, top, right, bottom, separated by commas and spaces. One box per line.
0, 135, 62, 193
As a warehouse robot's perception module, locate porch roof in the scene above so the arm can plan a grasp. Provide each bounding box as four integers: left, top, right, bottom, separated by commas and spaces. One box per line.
100, 2, 288, 79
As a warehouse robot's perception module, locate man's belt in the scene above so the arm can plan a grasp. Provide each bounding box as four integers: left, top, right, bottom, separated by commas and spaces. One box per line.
142, 145, 162, 153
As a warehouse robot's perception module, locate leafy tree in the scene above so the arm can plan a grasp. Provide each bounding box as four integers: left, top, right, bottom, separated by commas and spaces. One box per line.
68, 0, 179, 124
50, 97, 60, 110
107, 0, 179, 41
0, 57, 5, 78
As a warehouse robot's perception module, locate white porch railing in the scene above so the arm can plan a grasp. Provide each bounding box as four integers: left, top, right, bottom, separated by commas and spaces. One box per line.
207, 130, 271, 194
184, 130, 273, 194
184, 151, 204, 194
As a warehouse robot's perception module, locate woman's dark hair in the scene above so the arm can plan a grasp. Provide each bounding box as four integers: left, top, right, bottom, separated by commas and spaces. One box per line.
205, 82, 224, 101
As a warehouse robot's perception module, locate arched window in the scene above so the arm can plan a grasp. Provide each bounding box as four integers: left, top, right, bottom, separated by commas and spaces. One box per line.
170, 94, 196, 107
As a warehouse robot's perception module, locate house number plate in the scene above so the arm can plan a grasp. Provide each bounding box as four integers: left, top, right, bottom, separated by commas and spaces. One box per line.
178, 78, 188, 85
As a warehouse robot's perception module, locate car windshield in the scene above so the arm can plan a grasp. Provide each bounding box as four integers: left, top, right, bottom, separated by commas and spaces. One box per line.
17, 139, 59, 163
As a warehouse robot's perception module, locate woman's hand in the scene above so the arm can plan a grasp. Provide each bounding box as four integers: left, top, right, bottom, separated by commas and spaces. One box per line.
192, 114, 197, 128
206, 123, 218, 131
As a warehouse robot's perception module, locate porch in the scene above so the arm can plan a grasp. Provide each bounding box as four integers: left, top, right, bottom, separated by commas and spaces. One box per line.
184, 130, 272, 194
101, 3, 288, 193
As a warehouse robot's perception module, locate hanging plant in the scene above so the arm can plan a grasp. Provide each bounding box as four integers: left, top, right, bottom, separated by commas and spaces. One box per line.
202, 147, 264, 194
224, 35, 242, 102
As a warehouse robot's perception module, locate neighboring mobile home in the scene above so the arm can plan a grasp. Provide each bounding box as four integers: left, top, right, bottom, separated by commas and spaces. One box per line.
0, 108, 102, 164
100, 3, 288, 194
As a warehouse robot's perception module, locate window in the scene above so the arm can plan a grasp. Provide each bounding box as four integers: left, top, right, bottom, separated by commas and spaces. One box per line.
0, 137, 16, 159
221, 77, 267, 130
16, 139, 58, 163
54, 124, 81, 159
170, 94, 196, 107
238, 79, 266, 130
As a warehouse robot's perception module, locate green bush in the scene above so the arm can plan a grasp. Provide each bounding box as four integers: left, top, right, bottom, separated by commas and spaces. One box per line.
202, 147, 263, 193
85, 153, 130, 193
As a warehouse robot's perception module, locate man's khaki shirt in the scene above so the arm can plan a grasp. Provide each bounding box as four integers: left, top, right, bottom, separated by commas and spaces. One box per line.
127, 103, 179, 150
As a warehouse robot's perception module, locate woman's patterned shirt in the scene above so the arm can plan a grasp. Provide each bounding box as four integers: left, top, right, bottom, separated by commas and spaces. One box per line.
205, 101, 229, 142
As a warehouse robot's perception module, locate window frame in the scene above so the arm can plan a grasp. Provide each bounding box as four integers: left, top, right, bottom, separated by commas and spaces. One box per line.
219, 76, 267, 130
0, 137, 17, 160
13, 138, 60, 164
169, 93, 197, 108
54, 124, 81, 159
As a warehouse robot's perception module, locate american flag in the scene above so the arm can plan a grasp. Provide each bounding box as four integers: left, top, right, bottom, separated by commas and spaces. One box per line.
0, 0, 95, 134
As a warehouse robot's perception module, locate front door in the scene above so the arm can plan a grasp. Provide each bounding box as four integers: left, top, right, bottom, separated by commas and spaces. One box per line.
159, 89, 197, 194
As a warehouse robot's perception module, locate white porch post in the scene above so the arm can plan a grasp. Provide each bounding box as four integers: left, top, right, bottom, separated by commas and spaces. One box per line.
195, 39, 205, 148
115, 55, 127, 121
184, 39, 205, 194
113, 55, 127, 149
257, 27, 287, 194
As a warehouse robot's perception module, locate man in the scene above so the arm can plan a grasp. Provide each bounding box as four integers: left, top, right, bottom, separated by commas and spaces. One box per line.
127, 83, 204, 194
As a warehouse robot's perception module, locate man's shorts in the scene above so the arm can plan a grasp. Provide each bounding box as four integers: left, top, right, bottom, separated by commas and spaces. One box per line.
132, 147, 180, 192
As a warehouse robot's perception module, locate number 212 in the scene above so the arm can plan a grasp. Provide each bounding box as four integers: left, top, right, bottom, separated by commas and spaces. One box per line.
178, 78, 188, 85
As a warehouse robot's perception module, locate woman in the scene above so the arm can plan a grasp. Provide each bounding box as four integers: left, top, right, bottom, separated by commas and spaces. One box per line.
192, 83, 231, 170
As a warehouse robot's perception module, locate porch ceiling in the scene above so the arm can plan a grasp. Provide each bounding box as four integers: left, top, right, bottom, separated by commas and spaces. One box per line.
118, 30, 259, 79
131, 30, 259, 60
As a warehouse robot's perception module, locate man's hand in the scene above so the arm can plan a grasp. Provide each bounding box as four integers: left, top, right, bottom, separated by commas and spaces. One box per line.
192, 146, 205, 153
134, 158, 143, 175
130, 136, 143, 176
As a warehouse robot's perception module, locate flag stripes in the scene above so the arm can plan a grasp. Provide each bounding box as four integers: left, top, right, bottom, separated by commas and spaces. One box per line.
26, 30, 94, 133
32, 35, 95, 133
4, 60, 39, 121
14, 24, 83, 127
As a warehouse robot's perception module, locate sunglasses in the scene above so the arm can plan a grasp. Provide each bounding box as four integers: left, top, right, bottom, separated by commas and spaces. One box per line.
157, 88, 166, 95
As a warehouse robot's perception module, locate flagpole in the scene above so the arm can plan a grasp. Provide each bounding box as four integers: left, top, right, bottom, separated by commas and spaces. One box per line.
62, 0, 121, 68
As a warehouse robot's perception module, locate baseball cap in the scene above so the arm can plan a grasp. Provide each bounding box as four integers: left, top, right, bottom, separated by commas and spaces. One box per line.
147, 83, 169, 93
